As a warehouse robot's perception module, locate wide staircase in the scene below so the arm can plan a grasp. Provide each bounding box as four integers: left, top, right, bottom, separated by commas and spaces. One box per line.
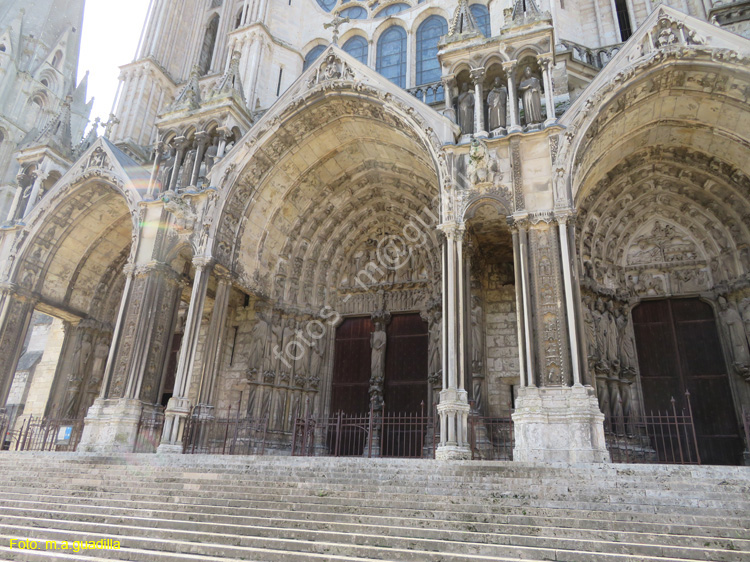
0, 453, 747, 562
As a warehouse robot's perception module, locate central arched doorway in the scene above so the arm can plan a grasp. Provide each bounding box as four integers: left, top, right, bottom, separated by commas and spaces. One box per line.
213, 60, 453, 453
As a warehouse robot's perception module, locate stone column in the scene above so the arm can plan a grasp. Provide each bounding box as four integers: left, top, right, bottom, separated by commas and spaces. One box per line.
194, 273, 231, 415
216, 127, 231, 158
0, 287, 35, 408
510, 221, 529, 387
190, 131, 210, 187
22, 171, 47, 219
441, 75, 456, 123
78, 262, 183, 453
503, 61, 521, 133
538, 55, 556, 124
146, 141, 165, 200
168, 136, 188, 192
511, 216, 608, 463
5, 172, 31, 223
558, 214, 582, 386
159, 257, 213, 452
436, 222, 471, 460
470, 67, 487, 138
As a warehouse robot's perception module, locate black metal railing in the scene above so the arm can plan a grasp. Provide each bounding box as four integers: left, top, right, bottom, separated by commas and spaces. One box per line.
605, 391, 700, 464
182, 406, 268, 455
133, 408, 165, 453
1, 416, 85, 452
468, 412, 514, 461
292, 402, 436, 459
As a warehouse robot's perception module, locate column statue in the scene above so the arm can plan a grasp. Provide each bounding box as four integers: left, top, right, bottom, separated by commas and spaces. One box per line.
248, 310, 269, 375
486, 76, 508, 130
718, 297, 750, 381
518, 66, 543, 125
428, 311, 442, 381
457, 83, 475, 135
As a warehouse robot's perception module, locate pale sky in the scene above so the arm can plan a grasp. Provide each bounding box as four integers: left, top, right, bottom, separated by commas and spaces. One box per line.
77, 0, 151, 125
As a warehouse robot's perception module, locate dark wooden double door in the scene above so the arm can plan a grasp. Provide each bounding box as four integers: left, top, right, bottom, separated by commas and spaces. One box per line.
329, 314, 428, 456
632, 299, 743, 465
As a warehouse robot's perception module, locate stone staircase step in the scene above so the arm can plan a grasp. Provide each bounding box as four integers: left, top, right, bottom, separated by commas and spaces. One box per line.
0, 454, 748, 562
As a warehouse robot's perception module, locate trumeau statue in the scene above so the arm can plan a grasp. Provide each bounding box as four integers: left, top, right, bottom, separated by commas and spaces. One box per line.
518, 66, 543, 125
458, 82, 475, 135
486, 76, 508, 130
718, 297, 750, 381
370, 318, 387, 409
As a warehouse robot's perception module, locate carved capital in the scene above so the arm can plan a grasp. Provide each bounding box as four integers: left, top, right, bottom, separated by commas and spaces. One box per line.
192, 256, 215, 270
470, 67, 486, 84
537, 54, 553, 69
502, 60, 518, 73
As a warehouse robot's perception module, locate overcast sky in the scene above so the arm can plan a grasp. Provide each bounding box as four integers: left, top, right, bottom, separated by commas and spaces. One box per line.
77, 0, 151, 125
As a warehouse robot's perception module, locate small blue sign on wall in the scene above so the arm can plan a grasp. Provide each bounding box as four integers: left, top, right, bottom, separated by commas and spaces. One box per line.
57, 426, 73, 443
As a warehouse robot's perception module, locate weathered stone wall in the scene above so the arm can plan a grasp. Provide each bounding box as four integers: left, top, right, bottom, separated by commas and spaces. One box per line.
483, 266, 519, 417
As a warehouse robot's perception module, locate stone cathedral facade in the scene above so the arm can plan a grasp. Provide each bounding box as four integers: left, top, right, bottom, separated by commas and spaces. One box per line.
1, 0, 750, 464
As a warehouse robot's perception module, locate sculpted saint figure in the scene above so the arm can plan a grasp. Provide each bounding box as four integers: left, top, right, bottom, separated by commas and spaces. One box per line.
248, 311, 269, 372
718, 297, 750, 380
370, 319, 387, 409
457, 83, 475, 135
604, 300, 619, 366
428, 312, 442, 380
518, 66, 543, 125
486, 76, 508, 130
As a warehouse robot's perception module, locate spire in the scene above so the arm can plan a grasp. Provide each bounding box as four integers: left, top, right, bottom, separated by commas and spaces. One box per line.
211, 51, 245, 102
447, 0, 482, 38
33, 94, 73, 157
511, 0, 542, 23
172, 65, 202, 111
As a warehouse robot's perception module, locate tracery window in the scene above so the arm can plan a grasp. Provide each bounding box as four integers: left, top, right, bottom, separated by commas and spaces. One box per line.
416, 15, 447, 86
317, 0, 337, 11
342, 36, 368, 65
376, 26, 407, 88
303, 45, 327, 70
340, 6, 367, 19
375, 3, 409, 18
469, 4, 491, 37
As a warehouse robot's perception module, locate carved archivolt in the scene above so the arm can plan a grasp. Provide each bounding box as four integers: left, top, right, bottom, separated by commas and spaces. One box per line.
577, 147, 750, 296
208, 86, 447, 310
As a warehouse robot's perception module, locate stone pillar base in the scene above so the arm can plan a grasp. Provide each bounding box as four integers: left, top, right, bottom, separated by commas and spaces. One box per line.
436, 389, 471, 460
78, 398, 151, 453
158, 396, 192, 453
512, 385, 609, 463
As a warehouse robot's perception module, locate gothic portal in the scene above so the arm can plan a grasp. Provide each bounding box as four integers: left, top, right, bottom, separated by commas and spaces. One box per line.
1, 0, 750, 465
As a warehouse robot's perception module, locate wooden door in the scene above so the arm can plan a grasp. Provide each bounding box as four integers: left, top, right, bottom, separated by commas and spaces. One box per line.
632, 299, 743, 465
384, 314, 429, 412
330, 317, 373, 415
382, 314, 428, 457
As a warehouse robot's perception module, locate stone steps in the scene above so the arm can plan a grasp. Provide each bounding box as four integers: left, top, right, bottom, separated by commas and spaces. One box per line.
0, 453, 748, 562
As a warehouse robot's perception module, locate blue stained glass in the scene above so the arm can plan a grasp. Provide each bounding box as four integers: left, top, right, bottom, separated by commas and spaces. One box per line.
340, 6, 367, 18
375, 3, 409, 18
376, 26, 406, 88
470, 4, 491, 37
416, 15, 448, 86
342, 35, 368, 64
317, 0, 337, 12
303, 45, 327, 70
